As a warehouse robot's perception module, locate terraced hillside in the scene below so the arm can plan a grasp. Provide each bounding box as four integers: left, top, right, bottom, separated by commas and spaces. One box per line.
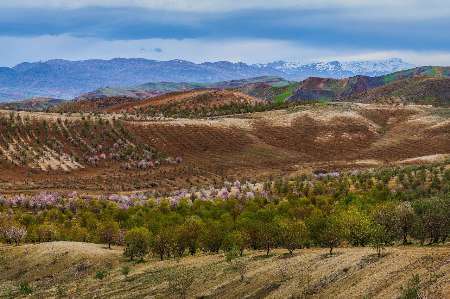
0, 242, 448, 298
0, 103, 449, 193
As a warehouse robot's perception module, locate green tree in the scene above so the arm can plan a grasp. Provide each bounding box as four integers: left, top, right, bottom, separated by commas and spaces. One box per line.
123, 227, 152, 261
340, 207, 373, 247
152, 228, 175, 260
278, 219, 309, 255
307, 213, 343, 255
98, 221, 120, 249
222, 230, 249, 257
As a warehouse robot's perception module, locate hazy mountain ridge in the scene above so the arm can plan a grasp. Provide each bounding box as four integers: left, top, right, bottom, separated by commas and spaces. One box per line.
0, 58, 413, 101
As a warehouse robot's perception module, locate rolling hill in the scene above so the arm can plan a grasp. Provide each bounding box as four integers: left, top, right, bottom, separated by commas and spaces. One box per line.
103, 89, 266, 117
289, 66, 450, 105
349, 77, 450, 106
75, 76, 288, 101
0, 58, 412, 101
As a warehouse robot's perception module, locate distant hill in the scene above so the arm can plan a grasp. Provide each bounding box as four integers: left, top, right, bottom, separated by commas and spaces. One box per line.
51, 96, 139, 113
350, 77, 450, 106
0, 97, 65, 111
0, 58, 413, 101
76, 76, 287, 100
289, 66, 450, 105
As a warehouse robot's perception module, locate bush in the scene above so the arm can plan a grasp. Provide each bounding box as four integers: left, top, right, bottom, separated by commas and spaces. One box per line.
121, 265, 131, 278
95, 270, 108, 280
399, 274, 421, 299
19, 281, 33, 295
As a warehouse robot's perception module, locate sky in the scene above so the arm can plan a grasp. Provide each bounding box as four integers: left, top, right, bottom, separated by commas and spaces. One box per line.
1, 0, 450, 66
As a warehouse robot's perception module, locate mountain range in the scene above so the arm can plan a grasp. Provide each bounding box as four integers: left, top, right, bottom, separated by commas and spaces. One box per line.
0, 58, 413, 101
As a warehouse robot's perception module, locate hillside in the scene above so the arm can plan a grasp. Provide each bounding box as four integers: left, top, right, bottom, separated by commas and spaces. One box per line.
0, 58, 412, 101
51, 96, 139, 113
104, 89, 266, 117
289, 66, 450, 103
0, 242, 448, 298
349, 77, 450, 106
0, 103, 449, 193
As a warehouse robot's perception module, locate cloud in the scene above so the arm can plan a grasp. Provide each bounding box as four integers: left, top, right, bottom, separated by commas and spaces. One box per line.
0, 1, 449, 66
0, 35, 449, 67
0, 0, 449, 19
0, 6, 449, 52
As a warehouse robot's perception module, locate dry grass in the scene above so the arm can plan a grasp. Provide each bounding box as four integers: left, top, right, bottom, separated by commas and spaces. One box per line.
0, 242, 449, 298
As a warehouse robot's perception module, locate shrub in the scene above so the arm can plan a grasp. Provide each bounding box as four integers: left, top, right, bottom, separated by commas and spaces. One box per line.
95, 270, 108, 280
121, 265, 131, 278
399, 274, 421, 299
19, 281, 33, 295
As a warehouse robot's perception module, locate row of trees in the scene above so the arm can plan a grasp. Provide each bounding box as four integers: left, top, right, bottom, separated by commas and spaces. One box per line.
1, 164, 448, 260
1, 194, 448, 260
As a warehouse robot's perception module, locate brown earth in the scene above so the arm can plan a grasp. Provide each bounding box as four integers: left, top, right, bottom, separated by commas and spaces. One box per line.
104, 89, 265, 113
0, 103, 449, 193
0, 242, 449, 298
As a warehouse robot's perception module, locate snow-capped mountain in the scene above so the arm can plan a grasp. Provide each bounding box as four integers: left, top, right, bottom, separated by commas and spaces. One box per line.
0, 58, 414, 101
340, 58, 415, 77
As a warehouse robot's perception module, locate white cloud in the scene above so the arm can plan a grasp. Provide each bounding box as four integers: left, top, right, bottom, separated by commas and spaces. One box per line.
0, 35, 448, 67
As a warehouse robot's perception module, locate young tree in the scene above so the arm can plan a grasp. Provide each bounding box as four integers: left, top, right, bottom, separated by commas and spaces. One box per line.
36, 223, 58, 242
340, 207, 373, 247
371, 202, 401, 245
278, 219, 309, 255
307, 213, 343, 255
395, 202, 415, 245
370, 223, 388, 257
200, 220, 227, 253
98, 221, 120, 249
4, 225, 27, 246
222, 230, 249, 257
123, 227, 152, 261
152, 228, 175, 260
176, 216, 203, 256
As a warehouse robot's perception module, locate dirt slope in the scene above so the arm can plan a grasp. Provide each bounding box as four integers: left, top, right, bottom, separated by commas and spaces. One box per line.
0, 242, 448, 298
